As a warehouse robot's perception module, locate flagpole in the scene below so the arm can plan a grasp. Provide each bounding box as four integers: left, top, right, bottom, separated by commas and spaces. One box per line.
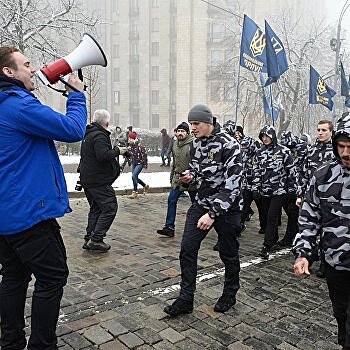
270, 85, 274, 126
235, 63, 241, 123
308, 104, 311, 135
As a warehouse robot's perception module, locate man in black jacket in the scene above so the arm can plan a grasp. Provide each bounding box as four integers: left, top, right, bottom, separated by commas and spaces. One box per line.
79, 109, 124, 252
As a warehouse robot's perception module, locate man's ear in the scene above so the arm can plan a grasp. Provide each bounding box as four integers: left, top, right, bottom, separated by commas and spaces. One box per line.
2, 67, 14, 77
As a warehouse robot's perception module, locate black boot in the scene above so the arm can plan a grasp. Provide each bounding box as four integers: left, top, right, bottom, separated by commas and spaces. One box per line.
164, 298, 193, 317
157, 226, 175, 237
214, 294, 236, 313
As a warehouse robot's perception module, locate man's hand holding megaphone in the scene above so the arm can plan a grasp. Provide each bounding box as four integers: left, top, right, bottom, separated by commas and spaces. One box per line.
66, 73, 85, 94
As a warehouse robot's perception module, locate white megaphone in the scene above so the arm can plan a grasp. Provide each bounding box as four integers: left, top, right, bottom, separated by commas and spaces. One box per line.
36, 33, 107, 86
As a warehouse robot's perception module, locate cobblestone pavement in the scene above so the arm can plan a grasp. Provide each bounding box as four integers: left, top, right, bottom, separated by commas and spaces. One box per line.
21, 193, 340, 350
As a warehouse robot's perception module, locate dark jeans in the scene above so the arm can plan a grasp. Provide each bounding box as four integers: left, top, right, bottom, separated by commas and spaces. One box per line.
160, 149, 171, 166
281, 194, 299, 243
259, 194, 286, 248
325, 265, 350, 348
0, 219, 68, 350
131, 164, 146, 192
179, 204, 241, 301
165, 187, 196, 229
84, 185, 118, 242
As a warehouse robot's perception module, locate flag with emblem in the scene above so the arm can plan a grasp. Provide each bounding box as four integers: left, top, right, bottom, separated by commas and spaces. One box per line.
264, 20, 288, 87
239, 15, 267, 73
340, 61, 350, 107
309, 65, 336, 111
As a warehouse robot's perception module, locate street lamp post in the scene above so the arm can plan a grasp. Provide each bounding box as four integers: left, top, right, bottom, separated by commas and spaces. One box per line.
331, 0, 350, 124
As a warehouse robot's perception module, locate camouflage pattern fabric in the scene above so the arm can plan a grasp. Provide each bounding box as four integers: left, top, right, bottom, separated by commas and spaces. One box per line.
293, 113, 350, 270
252, 125, 296, 196
189, 123, 243, 216
240, 135, 260, 190
296, 140, 334, 197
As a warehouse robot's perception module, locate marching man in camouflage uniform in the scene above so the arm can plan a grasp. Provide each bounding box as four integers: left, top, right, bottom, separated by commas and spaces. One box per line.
296, 119, 334, 278
163, 104, 243, 317
252, 125, 296, 259
293, 113, 350, 350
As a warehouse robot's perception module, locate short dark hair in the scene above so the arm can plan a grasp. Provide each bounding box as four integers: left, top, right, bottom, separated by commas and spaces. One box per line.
318, 120, 333, 132
0, 46, 19, 71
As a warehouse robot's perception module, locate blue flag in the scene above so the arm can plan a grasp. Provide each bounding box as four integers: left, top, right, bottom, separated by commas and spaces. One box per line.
239, 15, 267, 73
264, 21, 288, 87
340, 61, 350, 108
260, 73, 279, 120
309, 65, 336, 111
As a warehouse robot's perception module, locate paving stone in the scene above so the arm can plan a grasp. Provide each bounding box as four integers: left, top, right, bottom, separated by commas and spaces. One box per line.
135, 326, 162, 345
61, 332, 92, 349
118, 332, 144, 348
101, 319, 129, 336
159, 327, 186, 343
83, 325, 114, 345
99, 339, 129, 350
228, 341, 254, 350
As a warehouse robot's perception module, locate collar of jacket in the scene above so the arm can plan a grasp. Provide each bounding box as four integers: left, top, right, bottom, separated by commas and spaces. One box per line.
90, 122, 111, 135
0, 72, 26, 90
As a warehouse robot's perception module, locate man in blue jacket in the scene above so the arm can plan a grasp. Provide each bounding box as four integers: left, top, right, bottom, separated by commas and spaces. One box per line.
0, 46, 87, 349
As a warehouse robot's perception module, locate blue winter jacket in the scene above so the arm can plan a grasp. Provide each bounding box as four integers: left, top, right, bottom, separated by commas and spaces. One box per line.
0, 85, 87, 235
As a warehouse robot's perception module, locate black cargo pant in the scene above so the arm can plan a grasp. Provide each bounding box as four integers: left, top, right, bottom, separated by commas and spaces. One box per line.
281, 194, 299, 244
0, 219, 68, 350
84, 185, 118, 242
325, 265, 350, 349
179, 204, 241, 301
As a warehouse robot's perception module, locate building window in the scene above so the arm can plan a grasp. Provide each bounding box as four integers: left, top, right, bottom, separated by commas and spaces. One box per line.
130, 66, 139, 82
151, 90, 159, 104
114, 91, 120, 104
151, 114, 159, 128
152, 18, 159, 32
211, 50, 224, 67
151, 42, 159, 56
113, 68, 120, 82
130, 42, 138, 55
151, 66, 159, 81
130, 90, 139, 104
152, 0, 159, 8
112, 44, 119, 58
113, 113, 120, 125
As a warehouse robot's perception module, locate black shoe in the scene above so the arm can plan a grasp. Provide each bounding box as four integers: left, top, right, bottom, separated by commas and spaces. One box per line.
246, 209, 254, 221
259, 245, 269, 259
277, 239, 292, 248
214, 294, 236, 313
315, 264, 326, 278
86, 240, 111, 252
160, 164, 165, 167
258, 229, 265, 235
82, 239, 90, 249
213, 242, 219, 251
164, 298, 193, 317
157, 227, 175, 237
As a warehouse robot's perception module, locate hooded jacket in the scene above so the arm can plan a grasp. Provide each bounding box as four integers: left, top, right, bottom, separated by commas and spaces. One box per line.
240, 135, 260, 190
188, 123, 242, 217
296, 138, 334, 197
0, 75, 87, 235
280, 131, 309, 174
79, 122, 120, 188
252, 125, 295, 196
170, 133, 196, 191
293, 114, 350, 271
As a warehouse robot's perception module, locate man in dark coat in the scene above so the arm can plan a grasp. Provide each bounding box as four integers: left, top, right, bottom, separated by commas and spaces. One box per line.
79, 109, 125, 252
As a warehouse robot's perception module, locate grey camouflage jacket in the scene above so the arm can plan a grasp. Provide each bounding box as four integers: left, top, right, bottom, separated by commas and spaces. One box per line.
241, 136, 260, 190
293, 114, 350, 270
189, 123, 243, 217
252, 125, 296, 196
296, 140, 334, 197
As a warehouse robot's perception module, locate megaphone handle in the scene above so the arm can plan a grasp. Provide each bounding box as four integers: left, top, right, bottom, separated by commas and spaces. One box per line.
77, 69, 87, 91
58, 76, 80, 93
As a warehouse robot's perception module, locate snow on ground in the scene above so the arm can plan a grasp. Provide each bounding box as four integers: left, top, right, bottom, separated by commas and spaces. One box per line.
60, 155, 170, 192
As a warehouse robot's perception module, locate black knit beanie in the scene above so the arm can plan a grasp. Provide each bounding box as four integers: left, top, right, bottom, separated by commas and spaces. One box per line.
176, 122, 190, 134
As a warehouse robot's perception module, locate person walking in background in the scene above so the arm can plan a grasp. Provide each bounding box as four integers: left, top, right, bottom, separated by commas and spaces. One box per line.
252, 125, 296, 259
128, 131, 149, 199
0, 45, 86, 350
163, 104, 242, 317
157, 122, 196, 238
79, 109, 124, 252
293, 113, 350, 350
296, 119, 334, 278
160, 128, 172, 167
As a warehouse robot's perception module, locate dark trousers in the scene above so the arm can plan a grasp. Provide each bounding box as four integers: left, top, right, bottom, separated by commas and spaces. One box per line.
281, 194, 299, 243
325, 265, 350, 349
0, 219, 68, 350
179, 204, 240, 301
241, 189, 253, 224
259, 194, 286, 248
165, 187, 196, 229
84, 185, 118, 242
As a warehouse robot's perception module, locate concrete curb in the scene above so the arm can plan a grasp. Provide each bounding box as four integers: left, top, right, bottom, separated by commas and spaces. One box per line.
68, 186, 171, 199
